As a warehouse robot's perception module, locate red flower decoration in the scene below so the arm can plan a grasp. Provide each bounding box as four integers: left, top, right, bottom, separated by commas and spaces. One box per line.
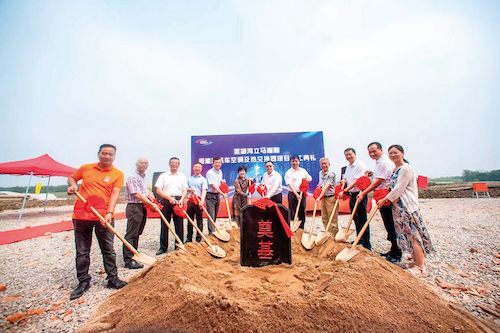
219, 182, 230, 194
74, 195, 107, 220
188, 195, 200, 205
257, 184, 268, 197
374, 189, 391, 206
334, 184, 349, 200
313, 187, 322, 200
249, 183, 256, 194
173, 204, 187, 218
356, 176, 371, 192
144, 198, 164, 213
299, 178, 309, 193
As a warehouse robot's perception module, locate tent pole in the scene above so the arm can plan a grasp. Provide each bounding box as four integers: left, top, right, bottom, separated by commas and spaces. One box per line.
18, 172, 33, 223
44, 176, 51, 212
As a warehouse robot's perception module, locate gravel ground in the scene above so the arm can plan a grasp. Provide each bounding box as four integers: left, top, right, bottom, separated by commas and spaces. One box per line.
0, 198, 499, 332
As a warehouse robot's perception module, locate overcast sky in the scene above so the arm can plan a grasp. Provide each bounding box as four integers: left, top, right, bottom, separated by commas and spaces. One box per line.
1, 0, 499, 187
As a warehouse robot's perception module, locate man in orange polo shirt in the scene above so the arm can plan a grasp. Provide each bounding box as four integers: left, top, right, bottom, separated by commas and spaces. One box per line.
67, 144, 127, 300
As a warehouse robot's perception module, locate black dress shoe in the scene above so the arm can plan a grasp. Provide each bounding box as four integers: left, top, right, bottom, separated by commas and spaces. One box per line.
125, 260, 144, 269
107, 278, 127, 289
386, 255, 402, 263
380, 251, 391, 257
70, 281, 90, 300
156, 248, 167, 255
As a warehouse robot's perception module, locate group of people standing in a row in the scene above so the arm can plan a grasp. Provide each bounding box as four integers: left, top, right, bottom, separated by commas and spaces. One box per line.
66, 142, 433, 300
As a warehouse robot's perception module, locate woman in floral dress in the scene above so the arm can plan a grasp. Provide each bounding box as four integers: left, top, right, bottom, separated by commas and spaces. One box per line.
233, 166, 251, 227
377, 145, 434, 277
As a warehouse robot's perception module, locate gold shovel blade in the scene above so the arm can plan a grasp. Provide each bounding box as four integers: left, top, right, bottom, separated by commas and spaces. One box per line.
335, 246, 360, 262
207, 245, 226, 258
315, 231, 331, 246
132, 253, 157, 266
291, 220, 301, 232
213, 230, 231, 242
301, 233, 316, 250
335, 228, 355, 243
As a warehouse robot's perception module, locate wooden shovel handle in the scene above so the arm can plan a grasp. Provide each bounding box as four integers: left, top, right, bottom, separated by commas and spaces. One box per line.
293, 193, 302, 222
325, 183, 345, 231
308, 201, 318, 236
346, 198, 360, 230
224, 197, 232, 228
200, 205, 223, 234
157, 210, 185, 250
183, 207, 213, 247
349, 206, 379, 254
74, 192, 139, 257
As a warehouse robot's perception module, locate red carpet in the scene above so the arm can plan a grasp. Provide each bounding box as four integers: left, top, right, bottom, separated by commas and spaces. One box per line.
0, 212, 126, 245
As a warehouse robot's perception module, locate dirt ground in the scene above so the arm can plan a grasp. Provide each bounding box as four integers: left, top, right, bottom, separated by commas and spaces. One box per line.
78, 229, 497, 333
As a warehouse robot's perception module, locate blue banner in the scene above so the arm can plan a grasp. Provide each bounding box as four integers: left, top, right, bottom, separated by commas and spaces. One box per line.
191, 131, 324, 197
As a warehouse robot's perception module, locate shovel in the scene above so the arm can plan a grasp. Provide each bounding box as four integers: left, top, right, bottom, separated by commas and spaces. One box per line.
224, 197, 235, 229
336, 206, 379, 262
290, 193, 303, 232
335, 197, 360, 243
301, 201, 317, 249
315, 184, 345, 246
157, 210, 187, 252
179, 206, 226, 258
200, 205, 231, 242
74, 192, 156, 266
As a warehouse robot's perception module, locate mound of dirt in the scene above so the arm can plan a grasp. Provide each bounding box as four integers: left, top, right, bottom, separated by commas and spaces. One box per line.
78, 229, 494, 333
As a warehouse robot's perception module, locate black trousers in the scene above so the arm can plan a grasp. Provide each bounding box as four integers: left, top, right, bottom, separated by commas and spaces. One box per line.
288, 191, 306, 229
380, 204, 402, 257
269, 193, 282, 204
349, 192, 371, 250
186, 201, 203, 242
73, 219, 117, 283
159, 196, 183, 250
123, 203, 147, 263
205, 192, 219, 234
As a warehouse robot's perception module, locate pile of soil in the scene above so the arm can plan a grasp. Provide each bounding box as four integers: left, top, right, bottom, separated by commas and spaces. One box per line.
78, 230, 495, 333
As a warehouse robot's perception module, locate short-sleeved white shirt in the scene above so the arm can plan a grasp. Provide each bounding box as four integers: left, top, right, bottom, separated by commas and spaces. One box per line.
261, 170, 282, 198
155, 171, 188, 197
206, 167, 223, 193
344, 159, 367, 193
372, 154, 395, 190
285, 167, 312, 190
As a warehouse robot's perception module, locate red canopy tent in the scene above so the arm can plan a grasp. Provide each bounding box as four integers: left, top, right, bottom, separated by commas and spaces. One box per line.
0, 154, 77, 222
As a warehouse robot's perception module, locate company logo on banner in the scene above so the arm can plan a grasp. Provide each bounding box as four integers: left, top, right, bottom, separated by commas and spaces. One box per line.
191, 131, 324, 197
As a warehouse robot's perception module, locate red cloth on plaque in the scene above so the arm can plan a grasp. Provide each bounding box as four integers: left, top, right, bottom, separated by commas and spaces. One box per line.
253, 198, 293, 238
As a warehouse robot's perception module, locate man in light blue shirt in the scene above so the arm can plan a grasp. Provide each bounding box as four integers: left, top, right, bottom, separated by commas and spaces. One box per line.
187, 162, 208, 242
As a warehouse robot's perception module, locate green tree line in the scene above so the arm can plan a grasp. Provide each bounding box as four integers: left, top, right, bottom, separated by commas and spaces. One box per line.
0, 185, 69, 194
462, 169, 500, 182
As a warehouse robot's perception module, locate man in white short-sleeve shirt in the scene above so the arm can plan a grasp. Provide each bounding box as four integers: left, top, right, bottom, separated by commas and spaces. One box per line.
205, 157, 227, 235
338, 148, 370, 250
359, 142, 401, 262
155, 157, 188, 254
285, 155, 312, 229
261, 161, 283, 203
